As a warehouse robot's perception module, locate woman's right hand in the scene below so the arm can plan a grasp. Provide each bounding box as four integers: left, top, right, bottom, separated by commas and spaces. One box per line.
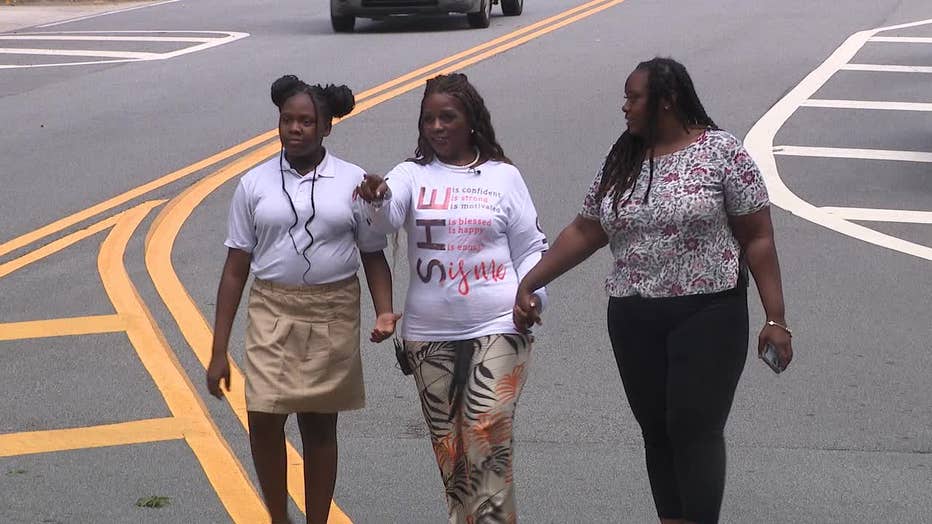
513, 285, 542, 333
355, 174, 389, 203
206, 353, 231, 399
371, 312, 402, 343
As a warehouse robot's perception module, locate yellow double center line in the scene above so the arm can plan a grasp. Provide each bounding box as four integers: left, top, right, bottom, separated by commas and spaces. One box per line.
2, 0, 628, 521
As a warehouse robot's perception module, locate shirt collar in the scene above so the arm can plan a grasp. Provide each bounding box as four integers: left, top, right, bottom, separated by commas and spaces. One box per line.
281, 149, 334, 180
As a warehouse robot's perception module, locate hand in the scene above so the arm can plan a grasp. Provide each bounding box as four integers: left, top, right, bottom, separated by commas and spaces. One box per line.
758, 321, 793, 371
370, 312, 402, 343
513, 287, 542, 334
355, 174, 389, 203
206, 354, 231, 399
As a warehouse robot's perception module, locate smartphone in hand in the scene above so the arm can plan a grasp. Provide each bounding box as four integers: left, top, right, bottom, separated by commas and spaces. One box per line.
761, 342, 784, 374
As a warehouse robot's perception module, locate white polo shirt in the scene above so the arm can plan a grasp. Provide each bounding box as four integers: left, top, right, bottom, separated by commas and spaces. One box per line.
225, 150, 387, 286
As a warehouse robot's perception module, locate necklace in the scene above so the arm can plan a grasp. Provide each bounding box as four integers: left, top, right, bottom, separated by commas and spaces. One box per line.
465, 148, 481, 169
439, 148, 482, 170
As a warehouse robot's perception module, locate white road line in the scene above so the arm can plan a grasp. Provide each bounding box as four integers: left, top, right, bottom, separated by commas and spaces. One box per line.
744, 17, 932, 262
0, 59, 128, 69
822, 207, 932, 224
148, 33, 247, 61
36, 0, 181, 29
801, 99, 932, 111
841, 63, 932, 73
0, 31, 249, 69
13, 30, 218, 34
0, 36, 214, 43
773, 146, 932, 163
869, 36, 932, 44
0, 48, 159, 59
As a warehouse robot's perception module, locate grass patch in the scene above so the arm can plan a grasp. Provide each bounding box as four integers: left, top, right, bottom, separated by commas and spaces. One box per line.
135, 496, 171, 508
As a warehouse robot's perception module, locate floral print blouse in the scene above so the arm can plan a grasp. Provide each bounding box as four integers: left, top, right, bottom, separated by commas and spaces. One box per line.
580, 130, 769, 298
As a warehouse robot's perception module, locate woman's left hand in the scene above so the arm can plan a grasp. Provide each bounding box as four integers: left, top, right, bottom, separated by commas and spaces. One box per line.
758, 321, 793, 371
371, 312, 402, 343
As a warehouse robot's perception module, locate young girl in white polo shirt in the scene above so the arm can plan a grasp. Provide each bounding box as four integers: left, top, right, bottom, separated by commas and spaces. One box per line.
356, 73, 548, 524
206, 75, 398, 524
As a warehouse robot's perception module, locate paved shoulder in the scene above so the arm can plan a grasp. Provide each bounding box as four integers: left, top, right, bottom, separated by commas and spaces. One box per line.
0, 1, 165, 33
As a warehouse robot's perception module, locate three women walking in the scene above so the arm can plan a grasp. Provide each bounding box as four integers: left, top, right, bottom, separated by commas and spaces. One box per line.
207, 57, 792, 524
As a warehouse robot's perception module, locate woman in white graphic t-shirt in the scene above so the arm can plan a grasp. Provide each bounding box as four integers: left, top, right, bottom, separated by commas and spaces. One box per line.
356, 73, 548, 523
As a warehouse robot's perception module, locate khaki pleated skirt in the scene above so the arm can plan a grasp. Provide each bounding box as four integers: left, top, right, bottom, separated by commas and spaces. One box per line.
244, 275, 364, 414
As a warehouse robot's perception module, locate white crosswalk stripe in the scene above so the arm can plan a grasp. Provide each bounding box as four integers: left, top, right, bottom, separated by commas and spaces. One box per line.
745, 17, 932, 262
0, 30, 248, 69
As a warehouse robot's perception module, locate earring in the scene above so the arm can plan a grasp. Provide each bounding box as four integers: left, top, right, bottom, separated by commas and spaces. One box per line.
470, 129, 475, 134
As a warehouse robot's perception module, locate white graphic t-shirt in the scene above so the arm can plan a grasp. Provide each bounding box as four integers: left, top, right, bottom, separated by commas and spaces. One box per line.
367, 158, 549, 341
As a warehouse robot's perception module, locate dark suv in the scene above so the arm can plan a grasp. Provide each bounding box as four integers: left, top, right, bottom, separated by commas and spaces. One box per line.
330, 0, 523, 32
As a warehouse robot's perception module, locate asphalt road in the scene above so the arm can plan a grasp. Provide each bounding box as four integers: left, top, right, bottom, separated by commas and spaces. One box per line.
1, 1, 930, 522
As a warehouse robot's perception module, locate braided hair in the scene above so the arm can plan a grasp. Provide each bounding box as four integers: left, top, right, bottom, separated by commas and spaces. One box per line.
270, 74, 355, 283
596, 57, 718, 210
411, 73, 511, 165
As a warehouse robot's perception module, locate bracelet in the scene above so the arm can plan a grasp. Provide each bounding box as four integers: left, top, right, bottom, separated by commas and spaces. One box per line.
766, 320, 792, 337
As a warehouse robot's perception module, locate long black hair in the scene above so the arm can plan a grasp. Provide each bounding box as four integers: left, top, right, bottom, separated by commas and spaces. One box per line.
270, 74, 355, 283
411, 73, 511, 165
596, 57, 718, 210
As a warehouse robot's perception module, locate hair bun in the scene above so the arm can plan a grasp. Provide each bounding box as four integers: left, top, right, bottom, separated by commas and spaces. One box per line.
271, 75, 303, 108
317, 84, 355, 118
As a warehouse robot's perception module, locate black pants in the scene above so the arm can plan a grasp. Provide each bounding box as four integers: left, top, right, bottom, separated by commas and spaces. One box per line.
607, 287, 748, 524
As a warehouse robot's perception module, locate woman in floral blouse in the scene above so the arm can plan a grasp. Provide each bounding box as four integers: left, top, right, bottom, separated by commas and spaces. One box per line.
514, 57, 793, 524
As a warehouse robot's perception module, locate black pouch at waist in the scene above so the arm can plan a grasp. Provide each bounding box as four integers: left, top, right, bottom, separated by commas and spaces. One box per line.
394, 338, 413, 376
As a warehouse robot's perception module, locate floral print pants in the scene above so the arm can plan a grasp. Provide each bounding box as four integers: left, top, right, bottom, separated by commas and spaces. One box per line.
404, 334, 531, 524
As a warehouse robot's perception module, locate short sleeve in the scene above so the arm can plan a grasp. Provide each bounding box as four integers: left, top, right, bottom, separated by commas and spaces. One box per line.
353, 198, 388, 253
224, 178, 257, 252
579, 172, 604, 220
723, 142, 769, 216
504, 168, 549, 269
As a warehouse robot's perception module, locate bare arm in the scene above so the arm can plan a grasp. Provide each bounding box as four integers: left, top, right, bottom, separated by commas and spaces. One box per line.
514, 215, 608, 330
730, 207, 784, 323
730, 206, 793, 367
207, 248, 251, 397
360, 250, 399, 343
360, 250, 393, 316
519, 215, 608, 293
